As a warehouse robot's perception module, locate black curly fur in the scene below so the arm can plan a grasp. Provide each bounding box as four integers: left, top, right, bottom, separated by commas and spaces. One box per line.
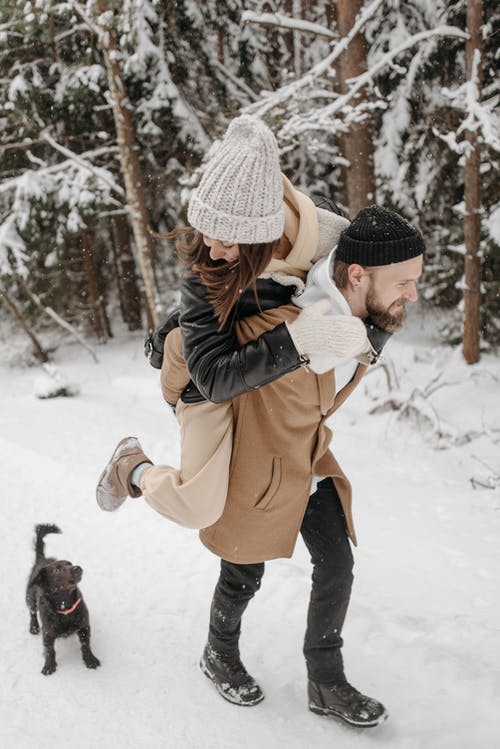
26, 524, 101, 675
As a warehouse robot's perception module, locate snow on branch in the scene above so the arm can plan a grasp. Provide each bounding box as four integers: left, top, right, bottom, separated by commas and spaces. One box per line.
438, 48, 500, 155
346, 27, 468, 88
153, 19, 210, 148
365, 359, 489, 449
279, 25, 468, 138
0, 142, 125, 277
0, 215, 28, 278
242, 11, 337, 40
123, 9, 209, 148
41, 133, 125, 197
470, 455, 500, 491
70, 1, 105, 43
0, 145, 121, 200
213, 61, 259, 103
244, 0, 385, 117
54, 23, 92, 43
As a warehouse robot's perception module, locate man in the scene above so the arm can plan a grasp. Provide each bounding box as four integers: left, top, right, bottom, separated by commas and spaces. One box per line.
195, 206, 423, 727
98, 204, 423, 728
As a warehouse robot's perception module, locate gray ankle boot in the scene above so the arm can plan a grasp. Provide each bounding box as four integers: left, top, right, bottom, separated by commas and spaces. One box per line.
308, 679, 388, 727
96, 437, 152, 511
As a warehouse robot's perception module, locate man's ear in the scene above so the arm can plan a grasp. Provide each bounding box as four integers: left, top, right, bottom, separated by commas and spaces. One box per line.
347, 263, 365, 289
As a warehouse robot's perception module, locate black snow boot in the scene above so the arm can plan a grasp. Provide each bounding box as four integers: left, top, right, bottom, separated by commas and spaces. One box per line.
308, 679, 388, 727
200, 644, 264, 706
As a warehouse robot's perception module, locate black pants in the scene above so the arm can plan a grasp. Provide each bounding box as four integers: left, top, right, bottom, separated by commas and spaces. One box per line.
208, 478, 354, 684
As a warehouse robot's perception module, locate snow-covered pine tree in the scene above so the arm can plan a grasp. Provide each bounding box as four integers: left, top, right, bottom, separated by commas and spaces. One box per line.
2, 0, 499, 350
368, 0, 499, 347
0, 0, 264, 335
244, 0, 499, 346
0, 0, 129, 338
462, 0, 483, 364
243, 1, 347, 202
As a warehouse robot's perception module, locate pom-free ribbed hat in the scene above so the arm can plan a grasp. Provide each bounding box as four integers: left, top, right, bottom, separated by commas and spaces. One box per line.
187, 115, 284, 244
336, 206, 425, 266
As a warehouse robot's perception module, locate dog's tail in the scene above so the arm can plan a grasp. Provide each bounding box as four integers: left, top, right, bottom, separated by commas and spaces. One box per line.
34, 524, 61, 562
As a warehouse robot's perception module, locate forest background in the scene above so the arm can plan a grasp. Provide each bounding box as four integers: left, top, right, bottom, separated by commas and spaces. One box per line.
0, 0, 499, 362
1, 6, 499, 747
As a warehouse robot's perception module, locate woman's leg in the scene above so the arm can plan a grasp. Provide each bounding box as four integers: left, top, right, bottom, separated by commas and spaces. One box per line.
141, 400, 233, 529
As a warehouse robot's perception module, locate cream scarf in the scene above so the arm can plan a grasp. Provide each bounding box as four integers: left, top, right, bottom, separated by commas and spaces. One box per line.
264, 174, 319, 281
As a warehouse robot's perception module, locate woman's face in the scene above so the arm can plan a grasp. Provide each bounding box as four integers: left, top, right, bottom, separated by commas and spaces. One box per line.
203, 235, 240, 263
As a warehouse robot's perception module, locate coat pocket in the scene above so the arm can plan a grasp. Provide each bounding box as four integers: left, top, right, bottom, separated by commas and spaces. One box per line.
254, 457, 282, 511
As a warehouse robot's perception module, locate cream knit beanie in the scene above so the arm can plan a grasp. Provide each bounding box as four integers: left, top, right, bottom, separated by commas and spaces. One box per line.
187, 115, 284, 244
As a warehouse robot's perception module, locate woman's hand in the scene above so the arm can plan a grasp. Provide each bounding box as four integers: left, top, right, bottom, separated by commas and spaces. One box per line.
286, 301, 371, 374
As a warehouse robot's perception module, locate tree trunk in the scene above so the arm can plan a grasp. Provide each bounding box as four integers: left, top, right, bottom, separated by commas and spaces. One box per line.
0, 288, 49, 362
80, 230, 111, 342
283, 0, 296, 69
94, 1, 162, 328
325, 1, 347, 209
325, 0, 335, 29
335, 0, 376, 217
297, 0, 313, 75
263, 2, 284, 88
111, 215, 143, 331
217, 27, 225, 65
462, 0, 483, 364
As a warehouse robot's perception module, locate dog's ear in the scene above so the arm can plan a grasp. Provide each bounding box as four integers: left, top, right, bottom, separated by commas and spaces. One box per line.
29, 567, 47, 589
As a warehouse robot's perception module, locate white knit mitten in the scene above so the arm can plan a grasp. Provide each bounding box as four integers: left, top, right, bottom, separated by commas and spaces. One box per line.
287, 300, 371, 374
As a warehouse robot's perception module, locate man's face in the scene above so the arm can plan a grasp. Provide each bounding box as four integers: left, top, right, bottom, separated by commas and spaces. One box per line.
363, 255, 423, 332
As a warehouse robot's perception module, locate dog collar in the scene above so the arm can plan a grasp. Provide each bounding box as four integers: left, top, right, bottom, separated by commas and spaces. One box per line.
56, 597, 82, 616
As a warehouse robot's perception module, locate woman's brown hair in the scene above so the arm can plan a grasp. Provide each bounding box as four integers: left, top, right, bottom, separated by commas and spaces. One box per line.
153, 227, 279, 329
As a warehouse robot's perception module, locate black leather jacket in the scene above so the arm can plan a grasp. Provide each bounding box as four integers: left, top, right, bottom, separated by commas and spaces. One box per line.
178, 273, 306, 404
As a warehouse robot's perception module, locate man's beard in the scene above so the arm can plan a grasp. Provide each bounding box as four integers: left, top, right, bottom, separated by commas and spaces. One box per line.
365, 289, 406, 333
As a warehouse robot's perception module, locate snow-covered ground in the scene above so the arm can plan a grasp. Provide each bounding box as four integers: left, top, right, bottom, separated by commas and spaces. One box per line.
1, 308, 499, 749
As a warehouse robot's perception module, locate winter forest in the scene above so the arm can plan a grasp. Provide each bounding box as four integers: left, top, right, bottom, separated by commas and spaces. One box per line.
1, 0, 499, 352
1, 2, 499, 749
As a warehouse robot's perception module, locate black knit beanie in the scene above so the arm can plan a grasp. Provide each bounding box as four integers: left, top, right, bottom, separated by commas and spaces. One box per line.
336, 206, 425, 266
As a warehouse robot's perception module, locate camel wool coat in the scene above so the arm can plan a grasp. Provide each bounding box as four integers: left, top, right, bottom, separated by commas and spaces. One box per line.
199, 304, 367, 565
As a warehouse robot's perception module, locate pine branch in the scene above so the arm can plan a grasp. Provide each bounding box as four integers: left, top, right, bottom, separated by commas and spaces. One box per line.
40, 133, 125, 197
213, 61, 259, 103
70, 2, 104, 41
439, 49, 500, 153
242, 11, 338, 40
54, 23, 92, 42
280, 25, 469, 137
0, 145, 122, 204
245, 0, 385, 117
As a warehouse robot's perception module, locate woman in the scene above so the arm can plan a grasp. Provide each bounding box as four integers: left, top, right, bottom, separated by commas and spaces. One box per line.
97, 115, 363, 526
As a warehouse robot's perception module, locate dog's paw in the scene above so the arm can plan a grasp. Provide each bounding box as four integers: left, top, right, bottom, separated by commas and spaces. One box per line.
30, 623, 40, 635
84, 654, 101, 669
41, 662, 56, 675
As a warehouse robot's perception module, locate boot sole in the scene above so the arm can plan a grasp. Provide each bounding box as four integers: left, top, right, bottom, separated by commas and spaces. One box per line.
309, 703, 389, 727
200, 657, 264, 707
96, 439, 139, 511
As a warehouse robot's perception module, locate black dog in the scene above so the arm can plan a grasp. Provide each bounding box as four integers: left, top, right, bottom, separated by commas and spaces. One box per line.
26, 523, 101, 675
